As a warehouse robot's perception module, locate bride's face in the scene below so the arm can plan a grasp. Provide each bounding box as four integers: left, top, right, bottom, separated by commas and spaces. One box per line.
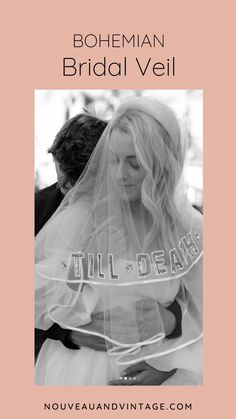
109, 129, 145, 202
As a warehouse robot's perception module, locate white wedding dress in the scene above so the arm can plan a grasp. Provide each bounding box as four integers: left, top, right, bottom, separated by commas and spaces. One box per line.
35, 257, 201, 385
35, 198, 202, 386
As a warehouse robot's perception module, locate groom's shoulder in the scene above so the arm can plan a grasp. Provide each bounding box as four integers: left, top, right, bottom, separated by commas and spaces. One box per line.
35, 183, 64, 206
36, 182, 60, 199
35, 183, 64, 235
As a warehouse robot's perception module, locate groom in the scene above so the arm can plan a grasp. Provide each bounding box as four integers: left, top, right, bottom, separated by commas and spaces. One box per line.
35, 112, 108, 354
35, 113, 108, 235
35, 111, 182, 385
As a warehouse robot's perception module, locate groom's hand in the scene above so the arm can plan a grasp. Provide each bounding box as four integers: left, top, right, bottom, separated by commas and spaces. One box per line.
101, 299, 176, 344
109, 361, 177, 385
69, 311, 107, 351
68, 301, 156, 350
69, 299, 177, 350
69, 331, 106, 351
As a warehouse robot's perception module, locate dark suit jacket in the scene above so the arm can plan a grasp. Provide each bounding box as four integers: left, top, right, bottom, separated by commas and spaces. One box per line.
35, 183, 64, 236
35, 183, 78, 359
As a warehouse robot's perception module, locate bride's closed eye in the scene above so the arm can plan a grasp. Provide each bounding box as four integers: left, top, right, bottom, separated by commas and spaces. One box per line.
129, 160, 140, 170
109, 153, 140, 170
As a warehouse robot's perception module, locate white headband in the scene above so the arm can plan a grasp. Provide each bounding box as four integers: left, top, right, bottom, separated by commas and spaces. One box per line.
115, 96, 180, 145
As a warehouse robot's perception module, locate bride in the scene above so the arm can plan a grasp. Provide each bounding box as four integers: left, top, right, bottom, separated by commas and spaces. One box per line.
35, 96, 202, 385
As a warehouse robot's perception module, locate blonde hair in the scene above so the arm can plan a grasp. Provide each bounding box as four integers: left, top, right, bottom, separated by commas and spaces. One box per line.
110, 109, 185, 253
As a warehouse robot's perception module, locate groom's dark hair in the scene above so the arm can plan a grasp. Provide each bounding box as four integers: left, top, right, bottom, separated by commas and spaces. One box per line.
48, 112, 107, 189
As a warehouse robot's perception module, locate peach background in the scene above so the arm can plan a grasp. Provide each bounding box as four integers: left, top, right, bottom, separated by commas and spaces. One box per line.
1, 0, 235, 417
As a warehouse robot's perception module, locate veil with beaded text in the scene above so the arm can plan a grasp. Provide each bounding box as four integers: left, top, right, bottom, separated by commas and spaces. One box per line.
35, 97, 202, 371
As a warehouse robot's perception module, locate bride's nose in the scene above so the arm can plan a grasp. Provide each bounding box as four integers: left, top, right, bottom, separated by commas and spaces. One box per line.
116, 160, 128, 181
